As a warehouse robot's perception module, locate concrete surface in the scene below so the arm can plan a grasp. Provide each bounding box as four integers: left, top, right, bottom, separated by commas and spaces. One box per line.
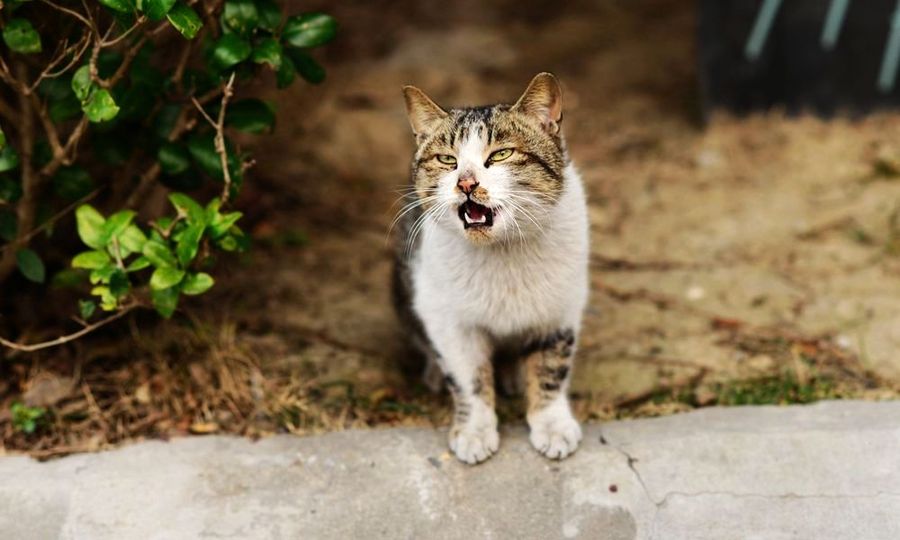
2, 401, 900, 539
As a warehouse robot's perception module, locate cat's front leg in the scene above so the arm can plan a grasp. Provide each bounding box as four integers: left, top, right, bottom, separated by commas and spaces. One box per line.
524, 328, 582, 460
428, 325, 499, 464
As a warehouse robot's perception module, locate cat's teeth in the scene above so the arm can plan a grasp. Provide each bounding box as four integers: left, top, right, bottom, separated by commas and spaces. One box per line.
464, 213, 487, 224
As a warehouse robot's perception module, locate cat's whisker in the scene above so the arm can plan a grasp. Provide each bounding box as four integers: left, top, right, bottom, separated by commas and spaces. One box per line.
504, 196, 545, 234
406, 201, 447, 258
386, 195, 442, 245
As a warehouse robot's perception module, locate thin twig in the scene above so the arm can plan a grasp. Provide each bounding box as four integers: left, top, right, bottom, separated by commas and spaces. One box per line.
99, 16, 147, 48
30, 93, 65, 160
0, 305, 139, 353
38, 0, 94, 29
27, 34, 92, 94
192, 72, 236, 204
98, 35, 149, 89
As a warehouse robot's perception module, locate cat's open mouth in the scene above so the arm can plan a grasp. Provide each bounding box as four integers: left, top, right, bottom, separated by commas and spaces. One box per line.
458, 201, 494, 229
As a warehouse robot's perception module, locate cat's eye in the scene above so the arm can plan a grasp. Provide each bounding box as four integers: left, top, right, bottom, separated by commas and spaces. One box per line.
436, 154, 457, 165
489, 148, 514, 162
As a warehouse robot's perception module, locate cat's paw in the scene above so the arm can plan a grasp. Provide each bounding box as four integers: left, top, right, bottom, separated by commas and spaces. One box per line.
449, 419, 499, 465
528, 409, 582, 460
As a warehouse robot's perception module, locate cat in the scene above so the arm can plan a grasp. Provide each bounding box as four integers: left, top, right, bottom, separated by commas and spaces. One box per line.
392, 73, 589, 464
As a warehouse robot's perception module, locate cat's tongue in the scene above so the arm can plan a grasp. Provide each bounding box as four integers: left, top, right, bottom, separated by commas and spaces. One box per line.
465, 201, 488, 220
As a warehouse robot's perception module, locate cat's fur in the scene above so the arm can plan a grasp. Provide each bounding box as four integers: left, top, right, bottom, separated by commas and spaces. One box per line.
392, 73, 589, 464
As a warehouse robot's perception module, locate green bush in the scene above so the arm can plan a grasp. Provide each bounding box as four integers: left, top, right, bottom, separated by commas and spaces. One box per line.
0, 1, 335, 342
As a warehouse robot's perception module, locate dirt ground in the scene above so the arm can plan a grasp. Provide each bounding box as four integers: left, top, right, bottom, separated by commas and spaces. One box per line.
4, 0, 900, 456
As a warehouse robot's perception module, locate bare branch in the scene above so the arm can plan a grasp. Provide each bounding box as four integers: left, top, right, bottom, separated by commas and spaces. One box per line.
30, 93, 64, 159
27, 34, 92, 94
0, 304, 139, 353
98, 35, 148, 89
99, 16, 147, 48
38, 0, 94, 30
0, 62, 39, 283
0, 55, 27, 94
126, 86, 227, 209
192, 72, 236, 204
40, 117, 89, 178
0, 188, 102, 256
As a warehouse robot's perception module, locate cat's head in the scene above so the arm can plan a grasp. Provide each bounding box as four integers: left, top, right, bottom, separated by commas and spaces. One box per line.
401, 73, 567, 246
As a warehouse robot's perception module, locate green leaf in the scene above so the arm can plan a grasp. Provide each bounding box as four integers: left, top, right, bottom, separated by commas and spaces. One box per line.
181, 272, 214, 295
71, 65, 93, 101
276, 55, 295, 88
120, 224, 148, 253
3, 18, 42, 54
11, 403, 45, 434
76, 205, 107, 249
0, 145, 20, 173
211, 33, 251, 69
255, 0, 282, 31
100, 0, 134, 13
72, 250, 112, 269
0, 177, 22, 203
0, 125, 5, 151
283, 13, 337, 48
151, 286, 179, 318
49, 94, 82, 123
216, 226, 249, 252
251, 37, 282, 70
79, 299, 97, 320
126, 255, 151, 272
167, 2, 203, 39
226, 99, 275, 133
290, 51, 325, 84
210, 211, 242, 239
176, 222, 204, 265
154, 104, 181, 139
142, 0, 176, 20
223, 0, 259, 35
218, 234, 238, 251
91, 285, 118, 311
0, 209, 16, 242
39, 77, 72, 101
158, 142, 191, 175
101, 210, 136, 245
99, 0, 134, 13
187, 132, 234, 180
142, 239, 178, 268
168, 192, 205, 224
109, 269, 130, 298
90, 264, 116, 285
205, 198, 222, 217
16, 248, 45, 283
52, 166, 93, 200
83, 89, 120, 123
150, 266, 185, 290
52, 268, 87, 288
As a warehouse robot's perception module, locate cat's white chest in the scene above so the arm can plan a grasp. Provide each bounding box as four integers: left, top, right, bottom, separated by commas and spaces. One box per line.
412, 172, 589, 337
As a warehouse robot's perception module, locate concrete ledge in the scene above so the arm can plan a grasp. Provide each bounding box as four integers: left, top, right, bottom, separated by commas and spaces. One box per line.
2, 401, 900, 539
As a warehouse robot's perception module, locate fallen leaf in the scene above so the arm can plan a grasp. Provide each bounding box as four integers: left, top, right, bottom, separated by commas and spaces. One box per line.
189, 421, 219, 434
134, 383, 151, 404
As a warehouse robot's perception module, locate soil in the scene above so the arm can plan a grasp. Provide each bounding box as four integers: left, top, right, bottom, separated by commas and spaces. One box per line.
3, 0, 900, 457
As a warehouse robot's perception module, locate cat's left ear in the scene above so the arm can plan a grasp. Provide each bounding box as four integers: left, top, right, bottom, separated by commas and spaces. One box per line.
512, 72, 562, 135
402, 85, 448, 142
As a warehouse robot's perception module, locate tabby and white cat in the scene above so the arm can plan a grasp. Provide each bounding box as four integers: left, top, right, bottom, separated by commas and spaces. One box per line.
392, 73, 589, 464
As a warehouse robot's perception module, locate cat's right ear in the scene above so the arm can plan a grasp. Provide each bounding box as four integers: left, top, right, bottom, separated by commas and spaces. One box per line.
402, 86, 448, 142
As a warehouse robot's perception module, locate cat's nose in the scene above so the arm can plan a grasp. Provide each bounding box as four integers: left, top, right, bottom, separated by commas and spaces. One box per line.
457, 173, 478, 195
